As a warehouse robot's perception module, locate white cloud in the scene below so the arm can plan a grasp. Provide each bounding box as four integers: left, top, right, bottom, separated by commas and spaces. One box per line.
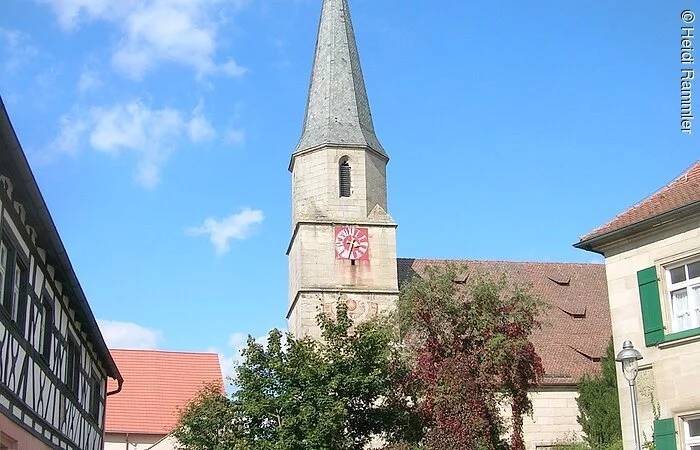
89, 101, 185, 188
218, 59, 248, 77
210, 330, 286, 386
97, 319, 163, 349
37, 0, 248, 80
0, 27, 39, 73
188, 100, 216, 143
35, 0, 132, 30
49, 99, 218, 188
77, 69, 102, 93
187, 208, 264, 255
224, 127, 246, 147
49, 115, 88, 156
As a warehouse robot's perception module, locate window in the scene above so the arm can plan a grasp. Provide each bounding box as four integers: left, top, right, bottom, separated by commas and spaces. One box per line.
66, 336, 80, 396
10, 262, 22, 323
89, 373, 101, 420
339, 158, 351, 197
684, 416, 700, 450
0, 239, 27, 333
666, 260, 700, 333
638, 261, 700, 347
41, 299, 52, 361
0, 242, 7, 306
35, 296, 53, 361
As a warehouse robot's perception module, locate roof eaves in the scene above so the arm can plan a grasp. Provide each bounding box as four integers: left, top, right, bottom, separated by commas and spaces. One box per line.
0, 97, 121, 382
574, 200, 700, 253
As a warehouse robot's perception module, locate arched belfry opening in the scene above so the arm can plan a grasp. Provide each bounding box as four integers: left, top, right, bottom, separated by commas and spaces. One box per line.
339, 157, 351, 197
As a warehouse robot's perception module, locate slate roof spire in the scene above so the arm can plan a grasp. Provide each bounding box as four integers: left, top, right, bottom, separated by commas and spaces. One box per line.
294, 0, 386, 157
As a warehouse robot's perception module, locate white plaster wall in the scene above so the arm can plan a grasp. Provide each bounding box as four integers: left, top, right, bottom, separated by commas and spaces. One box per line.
600, 216, 700, 450
104, 433, 165, 450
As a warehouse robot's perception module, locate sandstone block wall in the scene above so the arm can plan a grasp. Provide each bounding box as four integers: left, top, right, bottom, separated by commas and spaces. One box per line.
601, 216, 700, 450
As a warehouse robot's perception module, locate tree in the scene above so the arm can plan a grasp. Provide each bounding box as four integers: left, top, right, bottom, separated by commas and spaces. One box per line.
396, 264, 545, 450
172, 302, 418, 450
575, 339, 622, 449
172, 382, 238, 450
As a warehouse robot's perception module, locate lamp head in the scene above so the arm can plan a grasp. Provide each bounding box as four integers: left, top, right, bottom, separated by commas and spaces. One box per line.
616, 340, 643, 381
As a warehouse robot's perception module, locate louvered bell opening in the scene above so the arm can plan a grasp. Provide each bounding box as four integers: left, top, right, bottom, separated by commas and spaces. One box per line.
339, 162, 351, 197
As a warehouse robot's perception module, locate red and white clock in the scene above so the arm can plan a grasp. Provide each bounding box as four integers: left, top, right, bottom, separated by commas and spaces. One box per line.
334, 225, 369, 260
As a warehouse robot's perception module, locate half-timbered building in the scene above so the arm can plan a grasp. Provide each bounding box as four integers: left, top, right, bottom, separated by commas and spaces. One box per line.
0, 97, 122, 449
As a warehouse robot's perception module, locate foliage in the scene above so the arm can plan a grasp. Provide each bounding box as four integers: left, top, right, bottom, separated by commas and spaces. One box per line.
550, 434, 622, 450
395, 264, 545, 450
173, 382, 238, 450
575, 340, 622, 449
173, 302, 418, 450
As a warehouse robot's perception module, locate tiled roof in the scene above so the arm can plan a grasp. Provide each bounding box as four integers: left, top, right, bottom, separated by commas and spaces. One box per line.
105, 349, 223, 435
580, 161, 700, 243
397, 259, 611, 385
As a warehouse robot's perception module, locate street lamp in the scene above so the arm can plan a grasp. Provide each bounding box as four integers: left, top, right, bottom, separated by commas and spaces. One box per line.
616, 340, 644, 450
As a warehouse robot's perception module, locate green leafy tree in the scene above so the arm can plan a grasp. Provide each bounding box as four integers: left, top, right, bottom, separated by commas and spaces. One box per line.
575, 339, 622, 449
172, 302, 418, 449
172, 382, 238, 450
395, 264, 545, 450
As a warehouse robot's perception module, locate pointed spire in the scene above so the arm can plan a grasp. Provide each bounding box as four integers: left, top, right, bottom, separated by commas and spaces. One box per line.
294, 0, 386, 157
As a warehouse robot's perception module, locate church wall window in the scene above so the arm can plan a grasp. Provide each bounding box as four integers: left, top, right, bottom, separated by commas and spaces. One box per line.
339, 157, 351, 197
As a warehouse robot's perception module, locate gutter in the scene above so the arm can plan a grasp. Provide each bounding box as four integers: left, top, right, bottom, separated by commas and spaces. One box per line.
106, 378, 124, 397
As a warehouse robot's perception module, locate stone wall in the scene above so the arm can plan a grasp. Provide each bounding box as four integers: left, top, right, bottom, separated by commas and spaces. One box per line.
601, 215, 700, 450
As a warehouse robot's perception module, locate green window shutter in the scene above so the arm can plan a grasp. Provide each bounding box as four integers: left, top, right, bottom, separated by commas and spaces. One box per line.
654, 418, 677, 450
637, 266, 664, 346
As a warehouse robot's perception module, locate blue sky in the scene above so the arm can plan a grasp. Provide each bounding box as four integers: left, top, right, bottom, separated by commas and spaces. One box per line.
1, 0, 697, 377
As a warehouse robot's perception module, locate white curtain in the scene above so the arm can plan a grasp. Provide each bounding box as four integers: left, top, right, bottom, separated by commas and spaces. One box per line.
693, 285, 700, 329
672, 288, 691, 331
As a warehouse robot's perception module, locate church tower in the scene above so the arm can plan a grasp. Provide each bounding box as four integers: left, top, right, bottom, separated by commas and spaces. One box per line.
287, 0, 399, 337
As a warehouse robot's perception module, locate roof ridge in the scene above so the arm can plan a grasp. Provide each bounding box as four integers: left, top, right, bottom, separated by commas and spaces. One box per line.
110, 348, 220, 356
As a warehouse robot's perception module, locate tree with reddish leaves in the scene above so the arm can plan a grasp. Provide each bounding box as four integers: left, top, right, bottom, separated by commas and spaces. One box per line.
396, 264, 545, 450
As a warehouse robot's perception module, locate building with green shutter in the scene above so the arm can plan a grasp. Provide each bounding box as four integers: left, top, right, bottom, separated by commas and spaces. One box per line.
576, 161, 700, 450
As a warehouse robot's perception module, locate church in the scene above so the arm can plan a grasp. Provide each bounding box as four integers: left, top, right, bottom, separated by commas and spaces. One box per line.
287, 0, 612, 448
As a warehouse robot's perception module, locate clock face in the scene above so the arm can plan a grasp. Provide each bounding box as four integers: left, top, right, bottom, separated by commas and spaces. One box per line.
334, 226, 369, 260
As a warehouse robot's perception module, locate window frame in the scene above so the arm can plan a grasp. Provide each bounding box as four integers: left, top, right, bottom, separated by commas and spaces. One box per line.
664, 258, 700, 334
0, 236, 29, 335
0, 241, 7, 310
683, 415, 700, 450
66, 334, 81, 398
339, 156, 351, 198
40, 296, 53, 362
89, 371, 101, 420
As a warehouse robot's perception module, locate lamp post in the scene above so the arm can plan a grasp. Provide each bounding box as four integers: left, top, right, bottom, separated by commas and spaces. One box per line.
616, 340, 644, 450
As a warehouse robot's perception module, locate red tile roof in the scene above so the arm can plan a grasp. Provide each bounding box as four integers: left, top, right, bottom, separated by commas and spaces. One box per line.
397, 259, 611, 385
105, 349, 223, 435
580, 161, 700, 242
